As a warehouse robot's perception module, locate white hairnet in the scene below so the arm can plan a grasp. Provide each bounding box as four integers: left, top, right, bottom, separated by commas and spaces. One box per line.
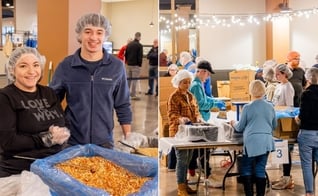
171, 69, 193, 88
276, 63, 293, 79
5, 47, 46, 83
75, 13, 111, 43
168, 64, 178, 71
262, 59, 277, 68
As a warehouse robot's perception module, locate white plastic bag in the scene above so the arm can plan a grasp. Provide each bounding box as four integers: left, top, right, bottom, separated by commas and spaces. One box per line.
0, 171, 50, 196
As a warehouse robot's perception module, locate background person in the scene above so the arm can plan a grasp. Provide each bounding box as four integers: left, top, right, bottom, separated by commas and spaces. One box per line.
167, 69, 201, 195
272, 64, 294, 107
117, 38, 132, 63
230, 80, 277, 196
145, 38, 158, 96
295, 67, 318, 196
50, 13, 132, 149
125, 32, 143, 100
164, 63, 178, 77
263, 66, 278, 102
271, 63, 295, 190
188, 60, 225, 188
160, 49, 168, 67
286, 51, 306, 107
0, 47, 70, 177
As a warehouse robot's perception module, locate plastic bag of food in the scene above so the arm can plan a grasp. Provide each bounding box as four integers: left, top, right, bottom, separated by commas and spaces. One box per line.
30, 144, 158, 196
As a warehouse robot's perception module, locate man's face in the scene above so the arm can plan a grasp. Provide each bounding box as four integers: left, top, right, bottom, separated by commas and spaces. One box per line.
80, 25, 106, 54
196, 69, 210, 82
287, 52, 300, 69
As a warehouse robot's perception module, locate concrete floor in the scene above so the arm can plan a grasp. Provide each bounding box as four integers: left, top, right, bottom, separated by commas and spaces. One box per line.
159, 148, 317, 196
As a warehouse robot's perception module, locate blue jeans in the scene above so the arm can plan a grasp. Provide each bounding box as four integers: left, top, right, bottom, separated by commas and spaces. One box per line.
297, 129, 318, 194
147, 65, 158, 95
176, 149, 193, 184
240, 152, 269, 178
168, 147, 176, 169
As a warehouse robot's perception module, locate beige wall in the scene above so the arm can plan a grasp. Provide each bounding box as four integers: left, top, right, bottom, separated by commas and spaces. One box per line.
101, 0, 158, 49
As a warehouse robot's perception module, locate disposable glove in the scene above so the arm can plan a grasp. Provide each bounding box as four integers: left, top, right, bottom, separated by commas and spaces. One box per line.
214, 101, 226, 110
40, 126, 70, 147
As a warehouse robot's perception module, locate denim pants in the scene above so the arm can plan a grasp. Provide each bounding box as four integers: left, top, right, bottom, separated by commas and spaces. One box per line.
297, 129, 318, 194
147, 65, 158, 95
168, 147, 176, 169
240, 152, 269, 178
176, 149, 193, 184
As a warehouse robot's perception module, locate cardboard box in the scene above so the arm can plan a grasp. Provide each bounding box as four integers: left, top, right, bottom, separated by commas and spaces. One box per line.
230, 92, 250, 102
273, 118, 300, 139
230, 81, 249, 94
229, 70, 255, 82
217, 80, 230, 97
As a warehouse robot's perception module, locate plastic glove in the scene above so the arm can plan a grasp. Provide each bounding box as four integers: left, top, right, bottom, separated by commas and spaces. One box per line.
179, 117, 191, 124
214, 101, 226, 110
40, 126, 70, 147
121, 132, 149, 148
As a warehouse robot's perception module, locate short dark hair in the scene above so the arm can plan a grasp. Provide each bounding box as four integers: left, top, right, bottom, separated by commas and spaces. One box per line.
135, 32, 141, 38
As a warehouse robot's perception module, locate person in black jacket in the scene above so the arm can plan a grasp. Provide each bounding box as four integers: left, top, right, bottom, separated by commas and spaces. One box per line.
295, 67, 318, 196
125, 32, 143, 100
145, 38, 158, 96
0, 47, 70, 177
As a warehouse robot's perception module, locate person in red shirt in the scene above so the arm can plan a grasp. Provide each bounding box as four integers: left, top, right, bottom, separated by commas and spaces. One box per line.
117, 38, 132, 63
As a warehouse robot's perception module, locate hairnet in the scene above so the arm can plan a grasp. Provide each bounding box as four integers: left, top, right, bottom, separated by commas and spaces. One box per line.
75, 13, 111, 43
168, 64, 178, 71
5, 47, 46, 83
179, 51, 192, 65
276, 64, 293, 79
263, 67, 275, 82
305, 67, 318, 85
171, 69, 193, 88
262, 59, 277, 68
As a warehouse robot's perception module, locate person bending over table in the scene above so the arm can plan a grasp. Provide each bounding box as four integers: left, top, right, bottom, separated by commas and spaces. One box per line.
167, 70, 202, 196
230, 80, 277, 196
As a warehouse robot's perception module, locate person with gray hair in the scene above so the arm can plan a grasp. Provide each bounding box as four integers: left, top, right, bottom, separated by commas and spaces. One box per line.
50, 13, 132, 149
295, 67, 318, 196
263, 66, 278, 102
271, 64, 294, 107
0, 47, 70, 177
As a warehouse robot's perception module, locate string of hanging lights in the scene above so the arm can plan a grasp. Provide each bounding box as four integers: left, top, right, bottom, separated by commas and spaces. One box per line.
159, 7, 318, 33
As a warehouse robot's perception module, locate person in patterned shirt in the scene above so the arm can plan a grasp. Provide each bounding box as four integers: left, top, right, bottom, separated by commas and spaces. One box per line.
167, 69, 202, 196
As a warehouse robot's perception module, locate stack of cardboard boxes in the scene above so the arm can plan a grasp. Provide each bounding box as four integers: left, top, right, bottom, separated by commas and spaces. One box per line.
229, 70, 255, 103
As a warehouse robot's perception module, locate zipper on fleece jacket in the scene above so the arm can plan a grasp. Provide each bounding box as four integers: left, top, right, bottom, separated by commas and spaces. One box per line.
90, 74, 94, 143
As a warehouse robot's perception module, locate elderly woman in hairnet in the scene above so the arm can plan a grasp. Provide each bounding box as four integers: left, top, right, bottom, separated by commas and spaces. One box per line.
167, 69, 202, 196
0, 47, 70, 179
49, 13, 132, 148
